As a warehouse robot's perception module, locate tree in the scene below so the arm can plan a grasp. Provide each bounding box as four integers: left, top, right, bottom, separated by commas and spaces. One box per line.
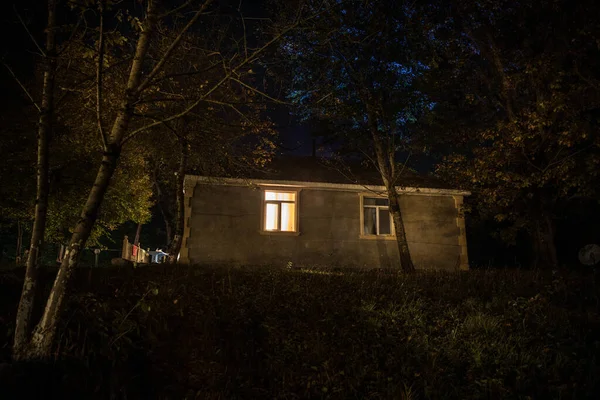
130, 25, 278, 258
279, 0, 435, 272
422, 0, 600, 267
44, 134, 153, 247
145, 113, 276, 260
13, 0, 312, 360
12, 0, 57, 360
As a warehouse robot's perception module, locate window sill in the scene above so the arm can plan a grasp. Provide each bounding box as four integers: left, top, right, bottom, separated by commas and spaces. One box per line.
260, 230, 301, 237
359, 234, 397, 241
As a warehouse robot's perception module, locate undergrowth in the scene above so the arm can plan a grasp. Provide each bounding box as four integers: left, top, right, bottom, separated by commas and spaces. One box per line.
1, 265, 599, 399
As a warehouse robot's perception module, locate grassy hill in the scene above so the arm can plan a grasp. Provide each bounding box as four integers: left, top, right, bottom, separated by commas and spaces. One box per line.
1, 265, 599, 399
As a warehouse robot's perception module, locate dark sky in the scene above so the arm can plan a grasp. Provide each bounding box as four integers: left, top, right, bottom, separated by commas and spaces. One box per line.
0, 0, 45, 112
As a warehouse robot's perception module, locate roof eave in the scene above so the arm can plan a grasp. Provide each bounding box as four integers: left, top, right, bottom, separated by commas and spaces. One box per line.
184, 174, 471, 197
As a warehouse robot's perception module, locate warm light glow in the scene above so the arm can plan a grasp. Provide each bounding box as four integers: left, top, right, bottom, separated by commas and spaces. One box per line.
265, 191, 296, 201
281, 202, 296, 231
265, 203, 279, 230
264, 190, 297, 232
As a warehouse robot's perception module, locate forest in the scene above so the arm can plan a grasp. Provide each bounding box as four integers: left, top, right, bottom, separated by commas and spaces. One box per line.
0, 0, 599, 398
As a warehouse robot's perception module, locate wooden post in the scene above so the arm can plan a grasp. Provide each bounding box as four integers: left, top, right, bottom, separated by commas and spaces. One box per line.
122, 235, 129, 261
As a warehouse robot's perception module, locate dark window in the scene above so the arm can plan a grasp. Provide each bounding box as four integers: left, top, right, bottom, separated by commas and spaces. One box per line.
362, 197, 393, 236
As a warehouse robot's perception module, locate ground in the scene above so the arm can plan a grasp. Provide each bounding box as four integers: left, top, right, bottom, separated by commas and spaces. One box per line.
1, 265, 600, 399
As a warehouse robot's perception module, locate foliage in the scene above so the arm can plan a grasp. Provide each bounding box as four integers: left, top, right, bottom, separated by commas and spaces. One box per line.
0, 106, 37, 226
425, 0, 600, 251
280, 0, 430, 161
49, 1, 279, 248
44, 136, 153, 246
0, 105, 153, 247
2, 265, 600, 398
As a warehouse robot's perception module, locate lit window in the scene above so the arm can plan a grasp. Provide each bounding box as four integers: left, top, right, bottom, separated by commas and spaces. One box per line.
263, 190, 297, 232
362, 197, 393, 236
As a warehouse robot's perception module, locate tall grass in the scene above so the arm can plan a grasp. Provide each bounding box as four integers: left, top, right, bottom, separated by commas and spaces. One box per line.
1, 265, 599, 399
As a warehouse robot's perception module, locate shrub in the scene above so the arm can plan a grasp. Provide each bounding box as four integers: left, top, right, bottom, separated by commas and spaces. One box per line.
1, 266, 599, 399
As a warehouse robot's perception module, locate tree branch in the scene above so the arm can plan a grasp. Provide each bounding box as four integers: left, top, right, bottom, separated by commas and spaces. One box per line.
204, 98, 252, 123
14, 5, 46, 57
145, 57, 222, 88
56, 11, 85, 57
124, 4, 330, 143
391, 151, 411, 187
2, 62, 41, 112
159, 0, 196, 18
136, 0, 216, 94
230, 77, 290, 105
240, 8, 248, 61
544, 145, 594, 172
96, 1, 108, 149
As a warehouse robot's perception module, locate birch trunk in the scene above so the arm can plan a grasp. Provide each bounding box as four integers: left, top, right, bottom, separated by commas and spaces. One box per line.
13, 0, 57, 360
387, 188, 415, 272
17, 1, 159, 360
27, 145, 121, 357
168, 137, 188, 262
368, 107, 415, 273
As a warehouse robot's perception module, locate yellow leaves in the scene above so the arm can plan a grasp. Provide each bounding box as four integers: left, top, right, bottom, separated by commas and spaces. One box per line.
557, 137, 573, 147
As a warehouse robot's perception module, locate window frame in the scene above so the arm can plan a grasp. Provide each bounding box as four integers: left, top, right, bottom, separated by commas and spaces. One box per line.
260, 187, 301, 236
359, 193, 396, 240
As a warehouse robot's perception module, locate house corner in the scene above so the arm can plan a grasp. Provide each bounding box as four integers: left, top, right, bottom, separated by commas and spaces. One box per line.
178, 176, 196, 265
453, 195, 470, 271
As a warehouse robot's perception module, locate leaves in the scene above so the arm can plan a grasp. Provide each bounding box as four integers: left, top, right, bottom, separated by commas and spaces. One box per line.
429, 0, 600, 247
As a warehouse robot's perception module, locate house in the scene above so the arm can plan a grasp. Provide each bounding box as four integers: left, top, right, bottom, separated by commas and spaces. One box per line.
179, 157, 470, 270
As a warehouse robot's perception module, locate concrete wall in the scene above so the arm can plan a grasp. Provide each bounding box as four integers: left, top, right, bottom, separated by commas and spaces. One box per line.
183, 184, 465, 270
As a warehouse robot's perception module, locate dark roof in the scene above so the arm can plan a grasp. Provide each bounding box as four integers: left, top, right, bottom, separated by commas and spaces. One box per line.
238, 157, 455, 190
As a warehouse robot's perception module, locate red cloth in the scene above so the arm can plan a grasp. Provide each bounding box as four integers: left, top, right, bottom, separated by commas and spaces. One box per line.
132, 245, 138, 258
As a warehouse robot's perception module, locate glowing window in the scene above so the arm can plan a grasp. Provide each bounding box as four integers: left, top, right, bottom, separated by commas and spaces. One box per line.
263, 190, 297, 232
362, 196, 393, 236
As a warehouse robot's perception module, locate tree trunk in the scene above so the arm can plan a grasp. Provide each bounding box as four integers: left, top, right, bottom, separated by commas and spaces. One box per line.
368, 106, 415, 273
15, 0, 159, 360
25, 145, 121, 358
387, 188, 415, 272
13, 0, 57, 360
16, 220, 23, 264
532, 214, 558, 269
133, 222, 142, 246
168, 136, 188, 262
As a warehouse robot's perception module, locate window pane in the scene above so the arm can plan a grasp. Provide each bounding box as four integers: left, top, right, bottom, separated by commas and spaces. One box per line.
265, 191, 296, 201
364, 197, 389, 206
363, 208, 377, 235
265, 203, 279, 230
379, 209, 391, 235
280, 202, 296, 231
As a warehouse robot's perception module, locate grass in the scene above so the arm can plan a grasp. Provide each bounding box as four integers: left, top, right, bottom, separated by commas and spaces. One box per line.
1, 265, 600, 399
